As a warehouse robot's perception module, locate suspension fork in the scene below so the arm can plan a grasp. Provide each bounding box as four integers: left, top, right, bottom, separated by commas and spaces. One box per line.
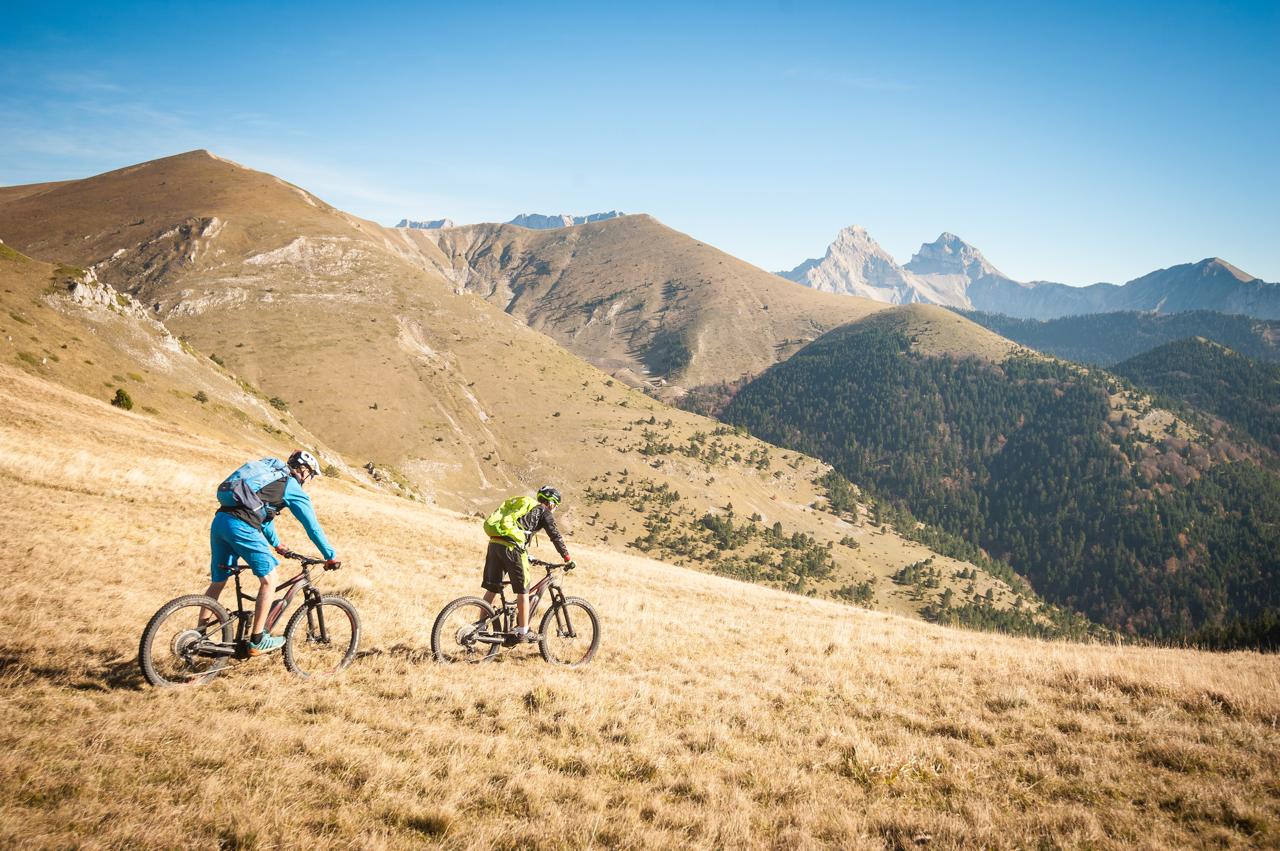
548, 584, 575, 638
303, 585, 327, 641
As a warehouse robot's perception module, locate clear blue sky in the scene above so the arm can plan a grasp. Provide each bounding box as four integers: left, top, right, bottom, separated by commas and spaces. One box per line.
2, 1, 1277, 284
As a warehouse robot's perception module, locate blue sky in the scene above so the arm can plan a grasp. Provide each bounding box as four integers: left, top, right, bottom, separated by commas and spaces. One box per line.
2, 1, 1277, 284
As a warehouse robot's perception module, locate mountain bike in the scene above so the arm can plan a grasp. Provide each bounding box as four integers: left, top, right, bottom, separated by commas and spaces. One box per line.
431, 558, 600, 666
138, 552, 361, 687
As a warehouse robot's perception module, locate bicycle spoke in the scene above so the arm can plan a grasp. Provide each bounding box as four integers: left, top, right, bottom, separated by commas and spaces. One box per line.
284, 597, 359, 678
140, 598, 232, 686
433, 598, 499, 664
540, 599, 600, 666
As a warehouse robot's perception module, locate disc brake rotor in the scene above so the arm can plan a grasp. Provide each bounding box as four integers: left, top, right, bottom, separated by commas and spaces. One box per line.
170, 629, 202, 663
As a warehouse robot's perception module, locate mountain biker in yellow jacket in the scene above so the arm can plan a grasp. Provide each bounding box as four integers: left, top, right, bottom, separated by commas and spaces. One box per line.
482, 485, 571, 642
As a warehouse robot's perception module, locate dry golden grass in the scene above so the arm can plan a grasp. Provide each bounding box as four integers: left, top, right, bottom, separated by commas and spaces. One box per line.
1, 366, 1278, 849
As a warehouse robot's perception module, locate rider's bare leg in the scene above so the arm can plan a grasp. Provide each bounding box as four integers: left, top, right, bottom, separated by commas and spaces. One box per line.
250, 571, 276, 637
197, 581, 227, 627
517, 593, 529, 630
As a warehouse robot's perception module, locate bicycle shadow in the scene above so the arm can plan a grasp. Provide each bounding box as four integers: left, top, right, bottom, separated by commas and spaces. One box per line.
357, 643, 433, 664
358, 642, 532, 665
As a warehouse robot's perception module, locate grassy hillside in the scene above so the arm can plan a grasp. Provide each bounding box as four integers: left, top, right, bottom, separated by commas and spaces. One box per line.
0, 242, 334, 462
723, 311, 1280, 644
1, 364, 1277, 849
0, 151, 1023, 625
410, 216, 895, 395
959, 309, 1280, 366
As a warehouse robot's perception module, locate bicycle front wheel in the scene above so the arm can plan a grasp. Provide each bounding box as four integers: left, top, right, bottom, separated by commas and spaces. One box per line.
539, 597, 601, 666
431, 596, 500, 663
138, 594, 235, 687
282, 596, 361, 679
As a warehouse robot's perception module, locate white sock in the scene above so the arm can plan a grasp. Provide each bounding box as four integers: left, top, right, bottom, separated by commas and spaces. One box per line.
515, 626, 527, 636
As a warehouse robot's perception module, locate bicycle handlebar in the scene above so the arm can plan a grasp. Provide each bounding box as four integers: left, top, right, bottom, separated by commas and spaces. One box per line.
529, 558, 576, 572
281, 551, 341, 570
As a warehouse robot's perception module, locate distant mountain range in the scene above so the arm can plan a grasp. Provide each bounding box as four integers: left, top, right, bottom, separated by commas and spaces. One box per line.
394, 212, 626, 231
508, 211, 625, 229
782, 226, 1280, 320
396, 218, 454, 229
962, 310, 1280, 366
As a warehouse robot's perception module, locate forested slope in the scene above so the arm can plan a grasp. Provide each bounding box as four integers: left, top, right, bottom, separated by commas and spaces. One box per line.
723, 319, 1280, 646
1113, 338, 1280, 456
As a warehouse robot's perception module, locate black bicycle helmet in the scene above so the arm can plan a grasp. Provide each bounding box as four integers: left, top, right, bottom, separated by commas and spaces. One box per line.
536, 485, 562, 505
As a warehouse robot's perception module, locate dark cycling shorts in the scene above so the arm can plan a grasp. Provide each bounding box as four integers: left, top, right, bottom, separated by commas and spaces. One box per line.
482, 541, 530, 594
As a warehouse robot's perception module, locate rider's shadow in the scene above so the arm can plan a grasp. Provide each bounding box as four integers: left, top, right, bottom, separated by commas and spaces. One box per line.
0, 644, 145, 692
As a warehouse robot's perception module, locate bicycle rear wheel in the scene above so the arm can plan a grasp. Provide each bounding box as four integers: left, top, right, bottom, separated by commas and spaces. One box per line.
138, 594, 235, 687
282, 596, 361, 679
431, 596, 500, 663
539, 597, 601, 666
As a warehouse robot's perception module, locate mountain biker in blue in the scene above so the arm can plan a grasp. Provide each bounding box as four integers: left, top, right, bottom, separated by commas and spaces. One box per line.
202, 450, 338, 655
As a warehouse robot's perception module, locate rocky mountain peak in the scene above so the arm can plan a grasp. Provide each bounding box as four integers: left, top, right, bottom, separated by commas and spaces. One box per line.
1196, 257, 1256, 282
780, 225, 922, 302
905, 232, 1003, 280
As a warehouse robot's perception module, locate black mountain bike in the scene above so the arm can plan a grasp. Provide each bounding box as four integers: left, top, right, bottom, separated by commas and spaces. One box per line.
138, 552, 361, 687
431, 558, 600, 666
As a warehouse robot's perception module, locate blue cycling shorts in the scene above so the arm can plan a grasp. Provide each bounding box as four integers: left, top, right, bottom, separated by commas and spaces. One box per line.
210, 512, 278, 582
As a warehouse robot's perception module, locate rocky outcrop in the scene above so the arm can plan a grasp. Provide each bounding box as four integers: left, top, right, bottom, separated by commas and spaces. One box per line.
573, 211, 625, 225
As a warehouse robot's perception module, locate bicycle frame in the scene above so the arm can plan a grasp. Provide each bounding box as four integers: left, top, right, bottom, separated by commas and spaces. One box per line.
477, 561, 579, 645
194, 563, 323, 658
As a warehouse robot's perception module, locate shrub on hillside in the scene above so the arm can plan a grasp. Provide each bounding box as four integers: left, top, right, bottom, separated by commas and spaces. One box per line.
111, 389, 133, 410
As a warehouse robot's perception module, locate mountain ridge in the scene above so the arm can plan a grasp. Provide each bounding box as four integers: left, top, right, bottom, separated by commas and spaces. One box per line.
784, 225, 1280, 320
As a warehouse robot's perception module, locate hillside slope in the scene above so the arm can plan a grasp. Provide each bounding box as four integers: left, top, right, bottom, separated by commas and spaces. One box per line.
0, 151, 1016, 622
0, 242, 335, 463
408, 216, 892, 394
1, 363, 1276, 849
723, 310, 1280, 642
1113, 338, 1280, 456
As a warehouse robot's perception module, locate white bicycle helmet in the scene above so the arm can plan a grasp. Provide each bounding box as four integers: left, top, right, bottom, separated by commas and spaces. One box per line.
288, 449, 322, 476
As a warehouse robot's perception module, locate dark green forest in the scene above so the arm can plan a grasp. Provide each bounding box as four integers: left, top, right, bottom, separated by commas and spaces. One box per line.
1113, 338, 1280, 456
723, 323, 1280, 648
959, 309, 1280, 366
